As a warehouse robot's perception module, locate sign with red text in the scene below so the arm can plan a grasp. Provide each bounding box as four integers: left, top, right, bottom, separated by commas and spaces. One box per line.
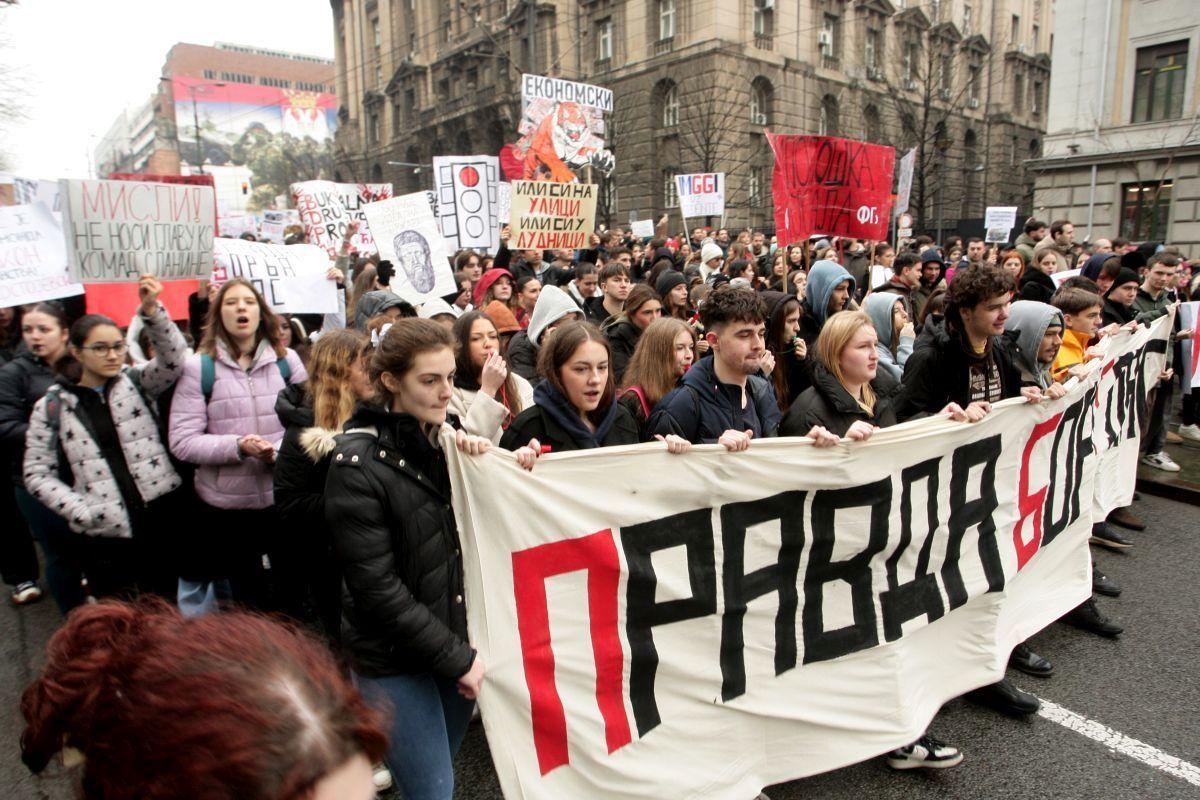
0, 202, 83, 306
291, 180, 392, 257
674, 172, 725, 218
211, 238, 337, 315
446, 316, 1168, 800
767, 134, 894, 245
509, 180, 597, 250
60, 178, 215, 283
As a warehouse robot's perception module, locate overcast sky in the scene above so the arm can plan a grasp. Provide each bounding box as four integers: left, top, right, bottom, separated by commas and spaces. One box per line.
1, 0, 336, 179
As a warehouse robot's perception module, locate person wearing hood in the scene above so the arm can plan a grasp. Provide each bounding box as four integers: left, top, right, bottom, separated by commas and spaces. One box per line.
501, 321, 641, 451
354, 290, 414, 331
912, 250, 946, 320
603, 284, 663, 383
798, 260, 855, 357
507, 285, 583, 387
418, 297, 459, 330
273, 328, 373, 642
761, 290, 809, 411
1019, 249, 1059, 303
863, 292, 914, 392
472, 267, 516, 329
448, 311, 534, 444
1081, 252, 1121, 294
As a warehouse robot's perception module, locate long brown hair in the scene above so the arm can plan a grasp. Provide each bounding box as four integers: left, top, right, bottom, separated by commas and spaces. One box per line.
452, 311, 524, 418
369, 317, 454, 405
347, 264, 378, 324
816, 311, 876, 414
537, 321, 614, 425
620, 317, 695, 408
199, 279, 285, 359
307, 328, 371, 430
614, 284, 661, 327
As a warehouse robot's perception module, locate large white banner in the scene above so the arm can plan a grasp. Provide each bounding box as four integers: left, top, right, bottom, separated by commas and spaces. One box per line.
675, 173, 725, 219
211, 238, 337, 315
433, 156, 501, 252
444, 313, 1171, 800
0, 202, 83, 306
362, 192, 455, 305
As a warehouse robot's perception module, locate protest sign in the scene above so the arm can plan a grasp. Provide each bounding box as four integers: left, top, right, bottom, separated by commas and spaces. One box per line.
217, 215, 257, 239
512, 75, 614, 183
445, 316, 1168, 800
1051, 268, 1081, 288
629, 219, 655, 239
509, 181, 597, 250
60, 178, 215, 283
767, 134, 894, 245
498, 182, 512, 225
362, 192, 456, 305
258, 221, 286, 243
291, 180, 392, 257
894, 148, 916, 217
433, 156, 501, 251
674, 173, 725, 219
984, 206, 1018, 243
1179, 302, 1200, 392
0, 202, 83, 306
211, 238, 337, 315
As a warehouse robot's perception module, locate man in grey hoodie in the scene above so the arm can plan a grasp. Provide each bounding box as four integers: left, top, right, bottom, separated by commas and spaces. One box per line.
506, 285, 583, 386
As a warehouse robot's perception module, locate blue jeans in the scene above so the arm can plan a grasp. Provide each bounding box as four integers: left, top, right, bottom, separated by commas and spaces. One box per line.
14, 486, 84, 613
355, 671, 475, 800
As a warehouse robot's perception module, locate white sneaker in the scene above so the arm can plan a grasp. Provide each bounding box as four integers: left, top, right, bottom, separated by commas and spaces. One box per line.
10, 581, 41, 605
1178, 423, 1200, 442
887, 734, 964, 769
1141, 452, 1181, 472
372, 763, 393, 792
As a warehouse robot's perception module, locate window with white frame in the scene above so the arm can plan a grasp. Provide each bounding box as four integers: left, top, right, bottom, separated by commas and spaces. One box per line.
750, 81, 769, 125
664, 171, 679, 208
753, 0, 773, 36
659, 0, 676, 41
597, 19, 613, 61
963, 4, 972, 35
749, 166, 764, 206
865, 28, 880, 71
662, 82, 679, 126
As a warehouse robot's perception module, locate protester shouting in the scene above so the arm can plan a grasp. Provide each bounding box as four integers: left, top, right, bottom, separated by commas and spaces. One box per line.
618, 317, 697, 439
449, 311, 534, 444
22, 277, 187, 607
169, 278, 308, 615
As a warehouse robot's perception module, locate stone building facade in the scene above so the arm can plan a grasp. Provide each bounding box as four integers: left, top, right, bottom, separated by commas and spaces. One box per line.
333, 0, 1051, 236
1031, 0, 1200, 250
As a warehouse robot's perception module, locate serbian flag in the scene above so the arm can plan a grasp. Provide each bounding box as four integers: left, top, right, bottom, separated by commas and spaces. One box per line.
765, 132, 895, 246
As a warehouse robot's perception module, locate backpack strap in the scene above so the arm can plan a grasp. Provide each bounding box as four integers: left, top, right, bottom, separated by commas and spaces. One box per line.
621, 386, 651, 419
200, 353, 215, 404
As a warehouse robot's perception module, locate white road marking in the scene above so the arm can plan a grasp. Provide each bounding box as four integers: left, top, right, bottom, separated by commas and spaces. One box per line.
1036, 697, 1200, 788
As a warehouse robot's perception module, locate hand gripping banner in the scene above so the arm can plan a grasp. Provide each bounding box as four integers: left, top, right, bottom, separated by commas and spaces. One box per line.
445, 313, 1172, 800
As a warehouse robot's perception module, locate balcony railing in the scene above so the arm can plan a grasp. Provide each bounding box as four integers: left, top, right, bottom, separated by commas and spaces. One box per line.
654, 37, 674, 56
754, 34, 773, 51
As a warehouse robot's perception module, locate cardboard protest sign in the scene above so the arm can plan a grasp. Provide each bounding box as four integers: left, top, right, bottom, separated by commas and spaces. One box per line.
509, 181, 597, 250
0, 202, 84, 306
432, 156, 500, 251
985, 206, 1018, 243
211, 238, 337, 315
895, 148, 916, 217
629, 219, 655, 239
447, 315, 1170, 800
291, 180, 392, 257
513, 75, 614, 183
1180, 302, 1200, 393
674, 173, 725, 219
60, 178, 215, 283
362, 192, 456, 305
767, 134, 894, 245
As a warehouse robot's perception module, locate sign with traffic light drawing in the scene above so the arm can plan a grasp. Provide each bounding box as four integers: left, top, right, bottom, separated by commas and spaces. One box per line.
433, 156, 501, 252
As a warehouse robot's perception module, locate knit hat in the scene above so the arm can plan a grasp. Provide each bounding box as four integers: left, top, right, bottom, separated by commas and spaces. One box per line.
1120, 250, 1148, 271
473, 268, 513, 307
700, 242, 724, 265
1105, 267, 1142, 297
655, 269, 688, 298
483, 300, 522, 334
814, 238, 831, 251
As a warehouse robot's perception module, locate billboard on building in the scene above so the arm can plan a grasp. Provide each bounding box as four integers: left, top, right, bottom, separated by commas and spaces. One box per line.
171, 76, 337, 168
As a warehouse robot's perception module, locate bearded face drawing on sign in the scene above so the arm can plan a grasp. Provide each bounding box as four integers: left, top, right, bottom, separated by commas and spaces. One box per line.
394, 229, 435, 293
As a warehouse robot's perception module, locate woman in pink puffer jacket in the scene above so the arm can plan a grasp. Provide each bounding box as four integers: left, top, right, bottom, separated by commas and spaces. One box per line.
169, 279, 306, 613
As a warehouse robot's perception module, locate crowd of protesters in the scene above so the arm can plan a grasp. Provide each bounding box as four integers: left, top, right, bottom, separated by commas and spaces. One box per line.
3, 211, 1197, 800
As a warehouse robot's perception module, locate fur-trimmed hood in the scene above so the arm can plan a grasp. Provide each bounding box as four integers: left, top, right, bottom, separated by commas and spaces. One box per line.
299, 426, 340, 462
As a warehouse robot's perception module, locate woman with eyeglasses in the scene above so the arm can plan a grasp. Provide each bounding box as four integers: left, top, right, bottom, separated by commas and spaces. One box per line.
22, 276, 189, 608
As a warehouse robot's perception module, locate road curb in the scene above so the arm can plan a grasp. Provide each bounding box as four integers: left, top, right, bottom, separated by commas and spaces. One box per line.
1136, 475, 1200, 506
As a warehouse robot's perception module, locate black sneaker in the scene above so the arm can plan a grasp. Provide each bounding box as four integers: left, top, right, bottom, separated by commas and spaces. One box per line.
1062, 598, 1123, 637
1090, 522, 1133, 551
1092, 565, 1121, 597
964, 677, 1040, 716
1008, 642, 1054, 677
887, 734, 964, 770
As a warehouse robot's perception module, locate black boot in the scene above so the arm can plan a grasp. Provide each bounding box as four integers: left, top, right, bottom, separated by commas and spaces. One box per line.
965, 677, 1040, 716
1092, 564, 1121, 597
1009, 642, 1054, 677
1062, 597, 1123, 637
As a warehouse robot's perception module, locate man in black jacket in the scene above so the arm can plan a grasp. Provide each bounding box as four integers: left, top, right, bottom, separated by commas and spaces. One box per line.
896, 265, 1057, 715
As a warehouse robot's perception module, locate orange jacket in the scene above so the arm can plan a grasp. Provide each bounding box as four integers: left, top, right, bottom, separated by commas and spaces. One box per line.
1052, 328, 1094, 382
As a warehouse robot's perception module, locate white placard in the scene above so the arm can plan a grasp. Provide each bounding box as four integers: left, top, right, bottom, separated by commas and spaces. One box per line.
1050, 268, 1082, 288
0, 202, 83, 306
985, 206, 1019, 230
675, 173, 725, 219
630, 219, 655, 239
895, 148, 916, 217
433, 156, 501, 252
211, 238, 338, 314
363, 191, 456, 305
498, 182, 512, 226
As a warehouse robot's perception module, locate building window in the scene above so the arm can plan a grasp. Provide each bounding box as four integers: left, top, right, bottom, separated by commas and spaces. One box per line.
865, 28, 880, 72
750, 80, 771, 125
393, 99, 402, 136
1121, 181, 1172, 240
968, 64, 981, 102
405, 88, 416, 113
864, 104, 881, 142
369, 112, 380, 145
929, 0, 941, 22
1031, 23, 1039, 50
1010, 15, 1020, 44
749, 166, 764, 206
819, 94, 839, 136
1132, 41, 1189, 123
1014, 72, 1024, 108
753, 0, 773, 37
1032, 80, 1043, 115
203, 69, 216, 80
903, 39, 920, 84
662, 82, 679, 127
220, 72, 254, 84
963, 4, 972, 35
597, 18, 613, 61
296, 81, 326, 92
663, 170, 679, 208
259, 77, 292, 89
659, 0, 676, 41
820, 14, 839, 66
939, 52, 953, 91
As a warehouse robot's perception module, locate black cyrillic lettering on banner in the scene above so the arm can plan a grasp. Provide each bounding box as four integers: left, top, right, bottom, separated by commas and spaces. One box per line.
1133, 346, 1150, 433
1043, 395, 1093, 545
622, 509, 717, 737
802, 480, 890, 664
882, 459, 946, 642
942, 435, 1004, 609
719, 491, 805, 702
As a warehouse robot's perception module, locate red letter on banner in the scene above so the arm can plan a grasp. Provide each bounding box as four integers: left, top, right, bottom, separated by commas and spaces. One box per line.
1013, 413, 1062, 569
512, 529, 631, 775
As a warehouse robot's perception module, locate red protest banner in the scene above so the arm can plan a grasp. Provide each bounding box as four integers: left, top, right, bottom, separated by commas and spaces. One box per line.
766, 133, 895, 245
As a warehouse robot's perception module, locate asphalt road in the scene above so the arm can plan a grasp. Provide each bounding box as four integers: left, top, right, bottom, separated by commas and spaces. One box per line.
3, 493, 1197, 799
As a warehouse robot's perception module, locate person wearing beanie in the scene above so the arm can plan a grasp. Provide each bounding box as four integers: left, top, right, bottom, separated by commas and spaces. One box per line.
699, 242, 724, 281
506, 285, 583, 386
1101, 267, 1141, 327
656, 270, 691, 320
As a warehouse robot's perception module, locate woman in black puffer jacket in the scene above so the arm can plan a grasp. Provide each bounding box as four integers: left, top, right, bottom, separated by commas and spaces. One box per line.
324, 318, 538, 800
